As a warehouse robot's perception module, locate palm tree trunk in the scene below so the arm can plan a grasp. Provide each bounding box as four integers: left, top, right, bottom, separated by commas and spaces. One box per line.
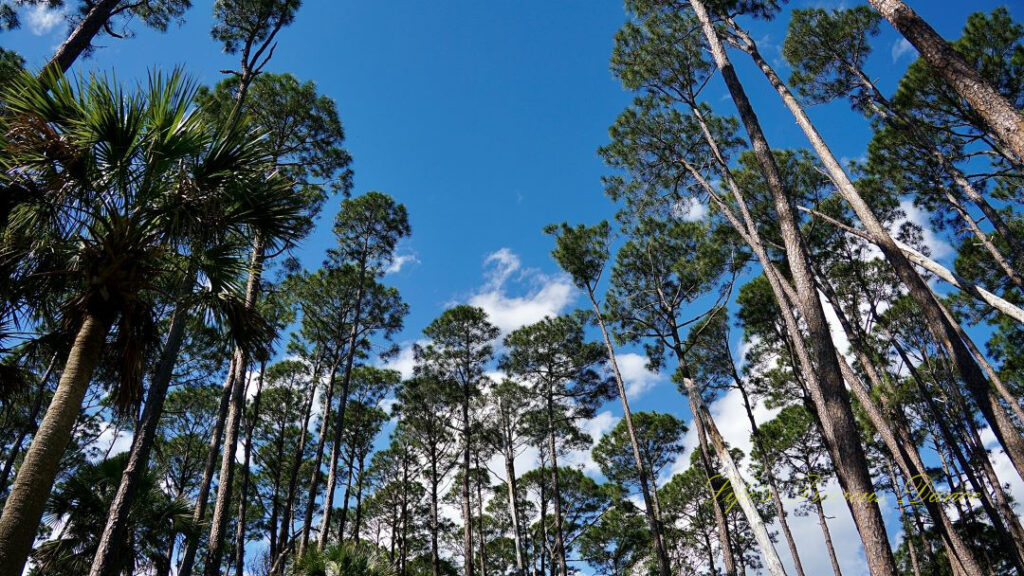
731, 23, 1024, 479
44, 0, 121, 74
90, 299, 191, 576
0, 353, 57, 497
583, 289, 673, 576
0, 313, 110, 576
866, 0, 1024, 162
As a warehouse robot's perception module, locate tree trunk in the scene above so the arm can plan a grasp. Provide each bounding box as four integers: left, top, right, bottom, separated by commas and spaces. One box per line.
475, 452, 487, 576
233, 362, 264, 576
0, 313, 110, 576
732, 23, 1024, 480
336, 447, 356, 542
504, 449, 527, 576
584, 289, 673, 576
734, 373, 806, 576
353, 451, 367, 543
690, 6, 896, 573
0, 353, 57, 497
462, 379, 476, 576
90, 301, 190, 576
810, 484, 843, 576
204, 349, 250, 576
693, 408, 737, 576
44, 0, 121, 74
544, 395, 568, 576
866, 0, 1024, 162
298, 353, 341, 555
430, 453, 441, 576
178, 357, 237, 576
274, 352, 323, 568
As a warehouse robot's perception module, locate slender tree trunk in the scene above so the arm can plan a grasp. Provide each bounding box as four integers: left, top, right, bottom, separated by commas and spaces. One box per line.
0, 313, 110, 576
462, 378, 476, 576
734, 374, 806, 576
430, 454, 441, 576
298, 354, 341, 555
318, 274, 366, 550
476, 452, 487, 576
504, 447, 527, 576
90, 299, 191, 576
233, 362, 264, 576
178, 358, 236, 576
353, 451, 367, 543
886, 460, 922, 576
275, 353, 323, 568
204, 350, 250, 576
0, 353, 57, 496
809, 484, 843, 576
866, 0, 1024, 162
336, 447, 356, 542
583, 289, 673, 576
693, 408, 737, 576
544, 395, 568, 576
732, 24, 1024, 480
44, 0, 121, 74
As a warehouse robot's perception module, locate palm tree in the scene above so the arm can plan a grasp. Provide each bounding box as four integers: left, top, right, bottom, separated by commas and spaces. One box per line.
29, 452, 199, 576
0, 68, 301, 576
290, 542, 397, 576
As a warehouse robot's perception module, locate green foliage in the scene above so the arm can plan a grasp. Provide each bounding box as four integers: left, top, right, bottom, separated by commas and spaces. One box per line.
593, 411, 686, 489
783, 7, 882, 107
30, 453, 199, 576
290, 542, 396, 576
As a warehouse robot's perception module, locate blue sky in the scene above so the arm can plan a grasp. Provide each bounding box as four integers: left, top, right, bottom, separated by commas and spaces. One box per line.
4, 1, 1022, 575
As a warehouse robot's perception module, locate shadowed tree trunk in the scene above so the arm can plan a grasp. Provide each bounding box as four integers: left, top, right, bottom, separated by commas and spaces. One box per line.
865, 0, 1024, 161
44, 0, 121, 74
0, 314, 111, 576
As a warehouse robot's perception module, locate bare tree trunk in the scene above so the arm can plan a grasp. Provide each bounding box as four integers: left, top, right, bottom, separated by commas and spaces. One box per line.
44, 0, 121, 74
503, 448, 527, 576
0, 314, 110, 576
298, 354, 341, 555
866, 0, 1024, 162
476, 452, 487, 576
583, 288, 673, 576
809, 484, 843, 576
544, 395, 568, 576
353, 452, 367, 543
90, 299, 190, 576
734, 373, 806, 576
430, 454, 441, 576
731, 15, 1024, 482
693, 408, 737, 576
462, 371, 476, 576
233, 362, 265, 576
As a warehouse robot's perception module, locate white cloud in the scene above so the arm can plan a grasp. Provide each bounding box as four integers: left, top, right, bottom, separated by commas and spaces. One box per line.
385, 252, 419, 275
467, 248, 576, 335
382, 341, 421, 380
25, 4, 66, 36
978, 426, 1024, 520
92, 422, 134, 461
891, 38, 916, 63
672, 197, 708, 222
615, 352, 666, 399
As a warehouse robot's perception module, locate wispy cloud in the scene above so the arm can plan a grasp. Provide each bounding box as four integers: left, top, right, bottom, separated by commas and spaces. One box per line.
891, 38, 916, 63
25, 4, 66, 36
